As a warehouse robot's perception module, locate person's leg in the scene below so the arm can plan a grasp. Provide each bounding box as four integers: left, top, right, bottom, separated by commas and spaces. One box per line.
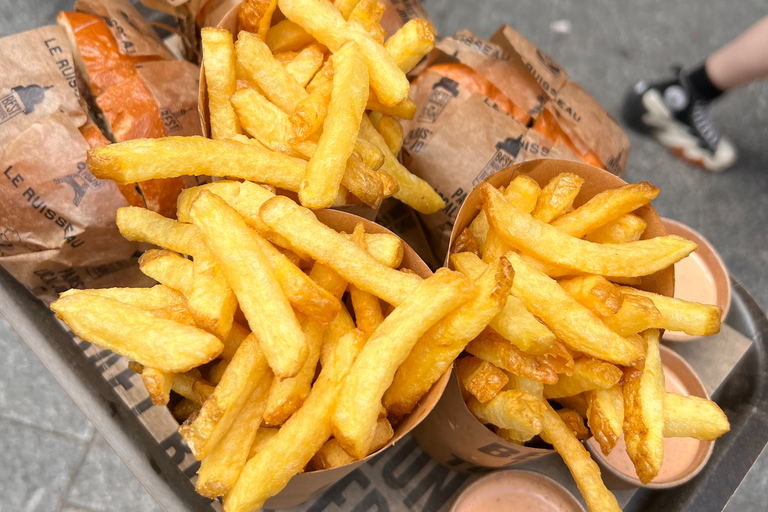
706, 16, 768, 91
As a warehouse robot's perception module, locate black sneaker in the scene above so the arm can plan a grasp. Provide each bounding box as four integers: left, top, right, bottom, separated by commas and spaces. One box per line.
622, 68, 736, 172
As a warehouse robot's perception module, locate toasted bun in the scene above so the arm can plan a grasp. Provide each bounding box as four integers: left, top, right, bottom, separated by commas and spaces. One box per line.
57, 11, 162, 97
531, 109, 603, 169
426, 62, 530, 125
96, 73, 166, 142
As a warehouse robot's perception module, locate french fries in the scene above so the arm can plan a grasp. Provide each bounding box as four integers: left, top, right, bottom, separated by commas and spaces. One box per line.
587, 385, 625, 456
202, 28, 241, 140
532, 172, 584, 223
585, 213, 647, 244
617, 287, 722, 336
456, 356, 509, 403
466, 390, 545, 440
311, 418, 394, 470
385, 19, 436, 73
544, 357, 623, 399
238, 0, 278, 38
663, 393, 730, 440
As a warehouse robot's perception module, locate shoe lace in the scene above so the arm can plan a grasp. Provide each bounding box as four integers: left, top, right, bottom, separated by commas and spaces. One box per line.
691, 101, 720, 150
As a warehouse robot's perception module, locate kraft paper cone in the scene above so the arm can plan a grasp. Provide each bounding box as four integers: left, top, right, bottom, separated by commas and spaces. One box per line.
414, 159, 673, 473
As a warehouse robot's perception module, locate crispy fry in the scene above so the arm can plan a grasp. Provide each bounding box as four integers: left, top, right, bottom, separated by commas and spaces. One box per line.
189, 252, 239, 339
359, 115, 444, 213
235, 31, 308, 113
349, 0, 386, 43
87, 137, 306, 192
456, 356, 509, 403
587, 385, 624, 456
552, 182, 659, 238
341, 154, 388, 209
354, 138, 385, 170
544, 357, 623, 399
483, 184, 697, 277
284, 43, 325, 87
196, 368, 273, 498
260, 196, 422, 305
365, 94, 417, 119
541, 401, 622, 512
585, 213, 647, 244
385, 18, 436, 73
202, 28, 241, 140
265, 19, 314, 53
290, 79, 333, 141
173, 370, 216, 404
223, 330, 366, 512
559, 275, 624, 317
504, 252, 643, 365
481, 225, 513, 265
451, 229, 481, 257
333, 269, 469, 458
617, 287, 722, 337
450, 252, 556, 355
173, 399, 201, 422
263, 317, 324, 426
209, 359, 230, 385
543, 340, 576, 376
319, 303, 355, 367
384, 257, 513, 416
465, 329, 558, 385
51, 294, 222, 373
230, 87, 298, 155
238, 0, 278, 38
137, 250, 192, 295
81, 285, 185, 310
248, 427, 280, 459
557, 409, 590, 440
600, 293, 662, 337
190, 191, 307, 379
300, 42, 369, 209
349, 224, 385, 338
663, 393, 730, 440
180, 333, 270, 460
141, 367, 174, 406
335, 0, 362, 19
278, 0, 409, 106
466, 389, 545, 440
506, 374, 544, 400
532, 172, 584, 223
311, 419, 393, 469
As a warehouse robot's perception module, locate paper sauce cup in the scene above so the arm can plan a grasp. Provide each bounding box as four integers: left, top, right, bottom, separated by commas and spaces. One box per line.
197, 5, 378, 220
414, 158, 674, 472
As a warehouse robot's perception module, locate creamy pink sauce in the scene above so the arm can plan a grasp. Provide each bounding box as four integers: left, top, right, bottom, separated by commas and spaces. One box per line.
600, 365, 701, 482
455, 472, 582, 512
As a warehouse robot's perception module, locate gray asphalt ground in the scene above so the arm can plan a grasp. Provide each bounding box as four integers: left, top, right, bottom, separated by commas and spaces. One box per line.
0, 0, 766, 511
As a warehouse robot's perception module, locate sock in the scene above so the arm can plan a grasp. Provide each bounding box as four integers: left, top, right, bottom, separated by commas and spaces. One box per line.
685, 64, 724, 103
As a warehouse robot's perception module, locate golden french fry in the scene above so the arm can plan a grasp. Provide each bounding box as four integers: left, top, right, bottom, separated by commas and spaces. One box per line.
543, 340, 576, 376
263, 317, 324, 426
235, 30, 308, 113
481, 225, 513, 265
284, 43, 325, 87
196, 368, 273, 498
544, 357, 623, 399
230, 87, 298, 155
451, 229, 481, 257
224, 329, 366, 512
468, 176, 541, 255
663, 393, 730, 440
208, 359, 230, 385
188, 252, 239, 339
365, 94, 417, 119
587, 385, 624, 456
457, 356, 509, 403
136, 251, 192, 294
173, 370, 216, 405
248, 427, 280, 459
466, 329, 558, 385
354, 138, 385, 170
180, 333, 270, 460
541, 401, 622, 512
291, 79, 333, 141
141, 367, 173, 406
553, 393, 589, 418
202, 28, 241, 140
559, 275, 624, 317
450, 252, 556, 355
173, 399, 200, 422
359, 115, 444, 214
600, 293, 662, 337
278, 0, 409, 107
552, 182, 659, 238
506, 373, 544, 400
260, 196, 421, 305
483, 184, 697, 277
384, 256, 513, 416
275, 51, 301, 67
466, 389, 545, 440
319, 303, 355, 367
385, 18, 435, 73
311, 418, 393, 469
87, 137, 306, 192
335, 0, 361, 18
300, 42, 369, 209
51, 294, 222, 373
504, 251, 643, 365
617, 286, 722, 337
238, 0, 278, 38
585, 213, 647, 244
190, 191, 307, 379
623, 329, 665, 484
556, 409, 590, 441
349, 0, 386, 43
117, 207, 206, 257
349, 224, 385, 338
309, 262, 348, 301
80, 285, 185, 310
342, 153, 387, 208
333, 269, 469, 458
265, 19, 314, 53
368, 112, 404, 156
532, 172, 584, 223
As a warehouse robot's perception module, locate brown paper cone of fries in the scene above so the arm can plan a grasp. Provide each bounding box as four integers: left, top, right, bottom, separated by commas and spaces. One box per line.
413, 159, 674, 473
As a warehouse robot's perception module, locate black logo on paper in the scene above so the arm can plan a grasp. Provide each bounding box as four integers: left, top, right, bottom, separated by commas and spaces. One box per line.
605, 149, 625, 176
418, 77, 460, 123
54, 162, 105, 207
0, 84, 51, 125
536, 49, 562, 75
473, 135, 523, 186
160, 107, 187, 133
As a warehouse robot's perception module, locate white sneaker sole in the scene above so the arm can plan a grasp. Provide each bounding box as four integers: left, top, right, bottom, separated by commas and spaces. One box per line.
641, 90, 737, 172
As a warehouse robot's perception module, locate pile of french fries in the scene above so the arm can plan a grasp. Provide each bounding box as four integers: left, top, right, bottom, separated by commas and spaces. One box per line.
85, 0, 443, 214
443, 173, 730, 512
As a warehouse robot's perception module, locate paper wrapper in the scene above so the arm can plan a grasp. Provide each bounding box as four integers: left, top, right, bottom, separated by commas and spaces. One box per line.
413, 159, 673, 472
0, 26, 88, 150
380, 0, 433, 36
0, 112, 153, 303
135, 59, 204, 137
403, 26, 630, 261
